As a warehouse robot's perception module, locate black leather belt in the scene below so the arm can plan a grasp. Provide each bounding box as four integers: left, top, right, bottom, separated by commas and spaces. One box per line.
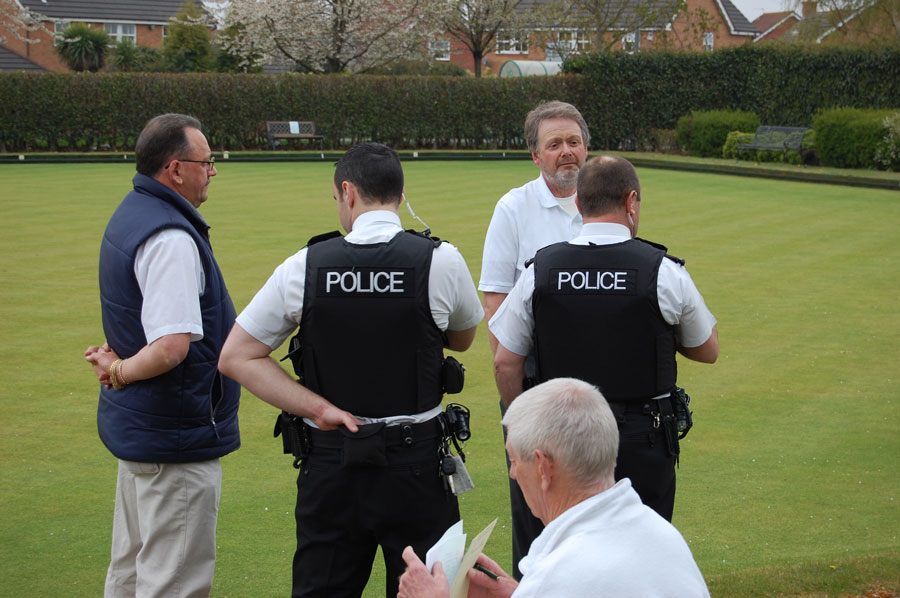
306, 416, 444, 450
607, 397, 673, 422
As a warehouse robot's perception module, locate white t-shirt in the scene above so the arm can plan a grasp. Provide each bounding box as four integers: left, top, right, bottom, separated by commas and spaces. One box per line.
515, 479, 710, 598
236, 210, 484, 424
489, 222, 717, 357
479, 175, 582, 294
133, 228, 204, 344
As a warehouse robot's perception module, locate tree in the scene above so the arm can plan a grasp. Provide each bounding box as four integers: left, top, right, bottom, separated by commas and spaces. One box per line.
1, 0, 50, 45
54, 23, 110, 72
534, 0, 685, 53
224, 0, 446, 74
797, 0, 900, 40
163, 1, 216, 72
441, 0, 531, 77
109, 39, 164, 72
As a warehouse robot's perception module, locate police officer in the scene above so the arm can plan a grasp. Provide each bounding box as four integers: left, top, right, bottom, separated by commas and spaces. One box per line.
490, 155, 718, 551
218, 143, 483, 598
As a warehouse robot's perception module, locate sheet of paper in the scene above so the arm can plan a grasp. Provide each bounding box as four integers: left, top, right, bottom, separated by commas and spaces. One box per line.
425, 520, 466, 590
289, 121, 300, 134
450, 518, 498, 598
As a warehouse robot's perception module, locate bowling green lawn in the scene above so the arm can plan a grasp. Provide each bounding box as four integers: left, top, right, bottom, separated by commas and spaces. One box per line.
1, 159, 897, 597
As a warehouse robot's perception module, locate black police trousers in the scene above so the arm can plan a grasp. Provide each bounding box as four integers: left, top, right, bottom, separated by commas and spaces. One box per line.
504, 397, 677, 580
291, 422, 459, 598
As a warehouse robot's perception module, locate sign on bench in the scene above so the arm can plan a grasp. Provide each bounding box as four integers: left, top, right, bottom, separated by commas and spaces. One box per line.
737, 126, 808, 162
266, 120, 324, 149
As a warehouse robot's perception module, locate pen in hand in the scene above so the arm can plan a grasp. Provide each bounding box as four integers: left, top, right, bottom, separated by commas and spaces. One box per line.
473, 562, 500, 581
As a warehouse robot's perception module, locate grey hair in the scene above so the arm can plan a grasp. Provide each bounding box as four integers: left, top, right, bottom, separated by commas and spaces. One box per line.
503, 378, 618, 487
523, 101, 590, 153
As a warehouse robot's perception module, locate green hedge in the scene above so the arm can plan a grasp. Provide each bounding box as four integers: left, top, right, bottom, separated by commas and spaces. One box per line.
1, 44, 898, 153
676, 110, 759, 157
565, 44, 900, 150
814, 107, 898, 169
0, 72, 582, 152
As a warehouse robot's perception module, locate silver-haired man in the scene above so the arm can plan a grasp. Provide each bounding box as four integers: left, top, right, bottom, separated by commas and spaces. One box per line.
398, 378, 710, 598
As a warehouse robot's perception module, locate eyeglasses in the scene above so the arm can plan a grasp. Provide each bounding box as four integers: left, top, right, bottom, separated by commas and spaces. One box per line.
166, 157, 216, 170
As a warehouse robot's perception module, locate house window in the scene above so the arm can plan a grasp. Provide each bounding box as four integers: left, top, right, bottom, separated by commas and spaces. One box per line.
54, 21, 71, 36
430, 40, 450, 61
647, 31, 654, 41
497, 31, 528, 54
622, 31, 640, 53
105, 23, 137, 44
703, 31, 715, 51
545, 30, 590, 62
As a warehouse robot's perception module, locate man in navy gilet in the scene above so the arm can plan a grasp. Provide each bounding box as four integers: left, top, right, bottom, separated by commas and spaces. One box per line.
219, 142, 483, 597
490, 155, 718, 572
85, 113, 240, 598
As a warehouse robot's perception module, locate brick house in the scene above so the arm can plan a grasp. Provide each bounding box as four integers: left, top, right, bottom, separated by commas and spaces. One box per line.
752, 10, 802, 41
0, 0, 205, 72
436, 0, 759, 75
777, 0, 895, 44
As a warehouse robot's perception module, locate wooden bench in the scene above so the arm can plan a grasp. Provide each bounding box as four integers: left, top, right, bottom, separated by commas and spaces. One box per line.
737, 126, 809, 162
265, 121, 324, 149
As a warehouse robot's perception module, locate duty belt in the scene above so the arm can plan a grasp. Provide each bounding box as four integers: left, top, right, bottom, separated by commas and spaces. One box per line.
306, 417, 444, 450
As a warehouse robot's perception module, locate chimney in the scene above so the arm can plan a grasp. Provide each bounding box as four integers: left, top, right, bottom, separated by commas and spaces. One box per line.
801, 0, 817, 16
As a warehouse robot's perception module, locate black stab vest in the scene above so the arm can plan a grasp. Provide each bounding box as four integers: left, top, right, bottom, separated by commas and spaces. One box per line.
532, 238, 677, 401
299, 231, 446, 417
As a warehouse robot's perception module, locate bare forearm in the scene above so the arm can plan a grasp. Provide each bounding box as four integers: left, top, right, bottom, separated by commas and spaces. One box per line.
86, 333, 190, 388
446, 326, 477, 352
218, 325, 360, 432
678, 326, 719, 364
482, 292, 507, 356
494, 345, 526, 407
222, 352, 329, 420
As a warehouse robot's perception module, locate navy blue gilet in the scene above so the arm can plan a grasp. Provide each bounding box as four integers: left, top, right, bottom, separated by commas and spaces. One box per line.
97, 173, 240, 463
532, 238, 677, 401
299, 231, 446, 417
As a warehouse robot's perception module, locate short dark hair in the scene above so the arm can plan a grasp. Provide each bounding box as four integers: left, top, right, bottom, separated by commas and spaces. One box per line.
524, 101, 590, 153
333, 142, 404, 204
576, 156, 640, 217
135, 113, 202, 177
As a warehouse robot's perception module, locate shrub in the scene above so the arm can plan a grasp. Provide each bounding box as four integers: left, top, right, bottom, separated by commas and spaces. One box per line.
677, 110, 759, 157
874, 112, 900, 171
722, 131, 754, 159
814, 107, 897, 169
54, 24, 110, 73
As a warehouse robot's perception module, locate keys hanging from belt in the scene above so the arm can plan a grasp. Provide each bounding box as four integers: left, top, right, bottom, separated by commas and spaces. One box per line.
439, 440, 474, 496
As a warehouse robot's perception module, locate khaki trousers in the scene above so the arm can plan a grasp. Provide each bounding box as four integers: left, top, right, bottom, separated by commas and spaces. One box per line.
104, 458, 222, 598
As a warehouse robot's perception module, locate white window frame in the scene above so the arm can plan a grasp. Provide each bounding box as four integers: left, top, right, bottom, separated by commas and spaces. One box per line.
622, 31, 640, 53
496, 31, 528, 55
53, 21, 71, 36
703, 31, 715, 51
430, 39, 451, 61
545, 29, 590, 62
105, 23, 137, 44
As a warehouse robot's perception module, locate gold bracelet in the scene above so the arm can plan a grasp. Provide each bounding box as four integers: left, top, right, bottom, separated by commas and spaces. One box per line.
109, 359, 124, 390
117, 359, 129, 387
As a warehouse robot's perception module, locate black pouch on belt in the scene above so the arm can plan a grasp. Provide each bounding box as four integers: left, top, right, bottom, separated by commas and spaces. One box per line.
341, 423, 387, 468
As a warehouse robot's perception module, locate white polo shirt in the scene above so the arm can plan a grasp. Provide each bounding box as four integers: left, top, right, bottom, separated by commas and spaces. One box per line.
479, 175, 582, 294
489, 222, 717, 357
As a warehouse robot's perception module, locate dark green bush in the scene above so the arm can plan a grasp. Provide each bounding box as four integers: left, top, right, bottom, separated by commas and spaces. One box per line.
0, 72, 582, 152
565, 44, 900, 150
677, 110, 759, 157
814, 107, 897, 169
722, 131, 754, 159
